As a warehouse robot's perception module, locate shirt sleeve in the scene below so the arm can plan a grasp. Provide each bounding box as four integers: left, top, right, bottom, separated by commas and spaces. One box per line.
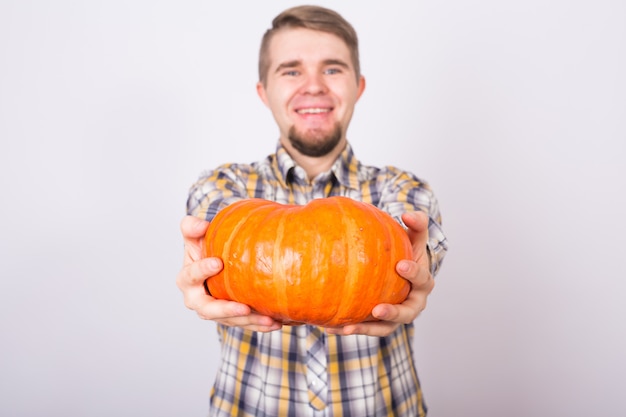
186, 164, 251, 221
376, 167, 448, 277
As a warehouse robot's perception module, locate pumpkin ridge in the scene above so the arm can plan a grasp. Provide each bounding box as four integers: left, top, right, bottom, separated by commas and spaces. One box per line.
312, 198, 341, 325
205, 200, 255, 299
369, 205, 411, 302
210, 199, 277, 301
220, 207, 249, 299
369, 205, 396, 300
283, 203, 325, 324
239, 202, 280, 312
334, 197, 366, 325
271, 207, 289, 321
217, 203, 256, 302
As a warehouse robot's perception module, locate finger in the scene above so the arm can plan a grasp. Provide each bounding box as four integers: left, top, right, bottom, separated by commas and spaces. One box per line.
181, 216, 211, 265
326, 321, 400, 337
371, 273, 434, 325
194, 300, 282, 332
371, 299, 425, 325
177, 257, 223, 289
181, 215, 210, 239
215, 312, 283, 332
193, 298, 251, 320
181, 283, 281, 330
180, 216, 209, 250
240, 323, 284, 333
396, 259, 431, 289
401, 211, 430, 263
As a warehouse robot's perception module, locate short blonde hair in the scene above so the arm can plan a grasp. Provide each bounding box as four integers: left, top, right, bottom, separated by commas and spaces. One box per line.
258, 5, 361, 86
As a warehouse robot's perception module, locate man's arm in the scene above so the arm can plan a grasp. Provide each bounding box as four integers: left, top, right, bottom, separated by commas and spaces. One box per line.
186, 165, 253, 222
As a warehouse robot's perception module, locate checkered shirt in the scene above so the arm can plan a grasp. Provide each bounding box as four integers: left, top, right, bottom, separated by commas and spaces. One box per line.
187, 142, 447, 416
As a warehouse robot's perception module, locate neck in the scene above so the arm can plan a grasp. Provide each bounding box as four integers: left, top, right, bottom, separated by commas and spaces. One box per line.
280, 138, 346, 180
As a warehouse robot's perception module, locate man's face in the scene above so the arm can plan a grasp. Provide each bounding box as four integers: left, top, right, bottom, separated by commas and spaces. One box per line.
257, 28, 365, 157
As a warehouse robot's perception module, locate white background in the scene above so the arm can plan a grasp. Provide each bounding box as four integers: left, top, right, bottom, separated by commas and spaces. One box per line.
1, 1, 625, 416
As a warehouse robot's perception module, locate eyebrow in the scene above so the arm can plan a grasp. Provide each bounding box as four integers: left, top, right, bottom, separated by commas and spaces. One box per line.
274, 60, 301, 74
274, 59, 351, 74
323, 59, 350, 68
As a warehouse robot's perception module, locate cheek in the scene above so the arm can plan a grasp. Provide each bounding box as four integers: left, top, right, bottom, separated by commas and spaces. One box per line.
268, 89, 292, 112
265, 95, 287, 116
332, 83, 359, 107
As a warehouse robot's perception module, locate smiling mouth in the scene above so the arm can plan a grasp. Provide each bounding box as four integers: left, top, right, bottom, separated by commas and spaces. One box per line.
296, 108, 331, 114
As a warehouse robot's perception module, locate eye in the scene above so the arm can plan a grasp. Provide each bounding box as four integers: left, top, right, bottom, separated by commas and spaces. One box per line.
283, 70, 300, 76
324, 68, 342, 75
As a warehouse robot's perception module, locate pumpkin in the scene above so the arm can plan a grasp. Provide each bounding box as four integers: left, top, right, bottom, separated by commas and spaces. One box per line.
203, 196, 412, 327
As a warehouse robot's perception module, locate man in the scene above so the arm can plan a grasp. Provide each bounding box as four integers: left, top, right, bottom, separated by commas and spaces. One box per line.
177, 5, 447, 416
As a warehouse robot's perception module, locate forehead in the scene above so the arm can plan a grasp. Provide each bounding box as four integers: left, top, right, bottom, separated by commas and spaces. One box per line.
267, 28, 352, 68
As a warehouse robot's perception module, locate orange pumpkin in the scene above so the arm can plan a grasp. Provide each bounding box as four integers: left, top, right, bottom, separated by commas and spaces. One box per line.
203, 196, 412, 327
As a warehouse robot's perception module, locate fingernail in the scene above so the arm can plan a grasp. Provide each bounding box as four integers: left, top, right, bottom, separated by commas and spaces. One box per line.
234, 305, 249, 316
397, 261, 409, 273
207, 257, 221, 269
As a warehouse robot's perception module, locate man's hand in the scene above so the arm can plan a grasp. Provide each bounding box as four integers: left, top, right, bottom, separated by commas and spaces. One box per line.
326, 211, 434, 337
176, 215, 282, 332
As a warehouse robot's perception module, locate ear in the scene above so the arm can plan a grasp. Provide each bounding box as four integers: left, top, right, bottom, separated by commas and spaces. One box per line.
356, 75, 366, 100
256, 81, 269, 107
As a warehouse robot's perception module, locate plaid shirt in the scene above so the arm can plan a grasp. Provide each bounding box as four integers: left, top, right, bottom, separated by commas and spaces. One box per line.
187, 142, 447, 417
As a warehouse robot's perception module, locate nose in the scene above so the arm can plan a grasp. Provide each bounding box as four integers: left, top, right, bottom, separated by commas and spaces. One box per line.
301, 72, 327, 95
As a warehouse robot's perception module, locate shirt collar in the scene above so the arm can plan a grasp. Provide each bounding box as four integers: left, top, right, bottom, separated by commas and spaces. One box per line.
331, 143, 361, 190
272, 141, 361, 191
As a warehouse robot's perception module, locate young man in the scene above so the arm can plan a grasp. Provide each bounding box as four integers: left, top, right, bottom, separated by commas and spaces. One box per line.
177, 5, 447, 416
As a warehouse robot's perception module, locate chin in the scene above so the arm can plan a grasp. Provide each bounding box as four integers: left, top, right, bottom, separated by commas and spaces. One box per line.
287, 125, 343, 157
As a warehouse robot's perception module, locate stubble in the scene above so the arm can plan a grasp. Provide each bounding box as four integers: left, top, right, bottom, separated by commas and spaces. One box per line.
287, 124, 343, 157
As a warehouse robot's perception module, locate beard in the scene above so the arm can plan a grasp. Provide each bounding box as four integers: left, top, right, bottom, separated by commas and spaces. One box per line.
287, 124, 343, 157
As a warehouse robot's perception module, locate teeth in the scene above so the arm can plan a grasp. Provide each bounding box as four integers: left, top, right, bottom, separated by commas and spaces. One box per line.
297, 108, 329, 114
